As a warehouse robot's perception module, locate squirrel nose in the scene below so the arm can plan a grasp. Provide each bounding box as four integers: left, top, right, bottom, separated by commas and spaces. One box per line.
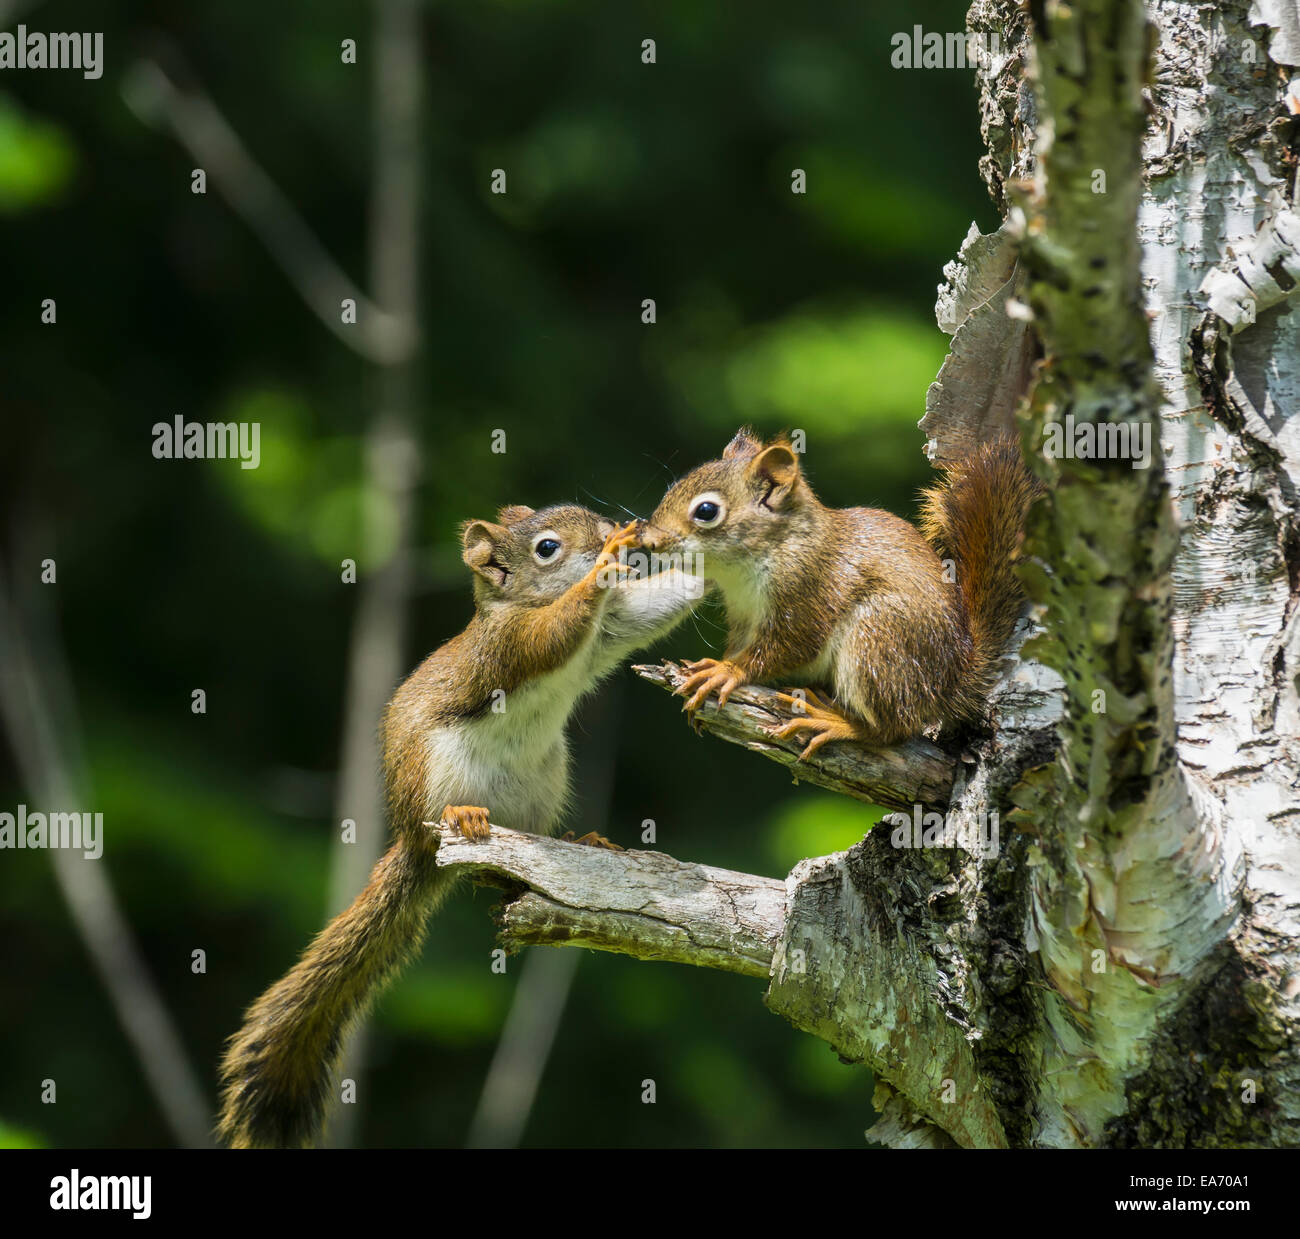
637, 523, 675, 552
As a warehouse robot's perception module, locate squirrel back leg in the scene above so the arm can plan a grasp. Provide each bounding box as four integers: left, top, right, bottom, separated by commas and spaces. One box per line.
815, 590, 968, 747
767, 687, 877, 758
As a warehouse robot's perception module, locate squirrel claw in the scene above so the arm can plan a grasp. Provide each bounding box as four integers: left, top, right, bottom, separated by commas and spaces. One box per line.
593, 520, 641, 583
675, 658, 746, 726
767, 694, 867, 760
602, 520, 641, 557
561, 830, 624, 851
772, 687, 834, 716
441, 804, 492, 841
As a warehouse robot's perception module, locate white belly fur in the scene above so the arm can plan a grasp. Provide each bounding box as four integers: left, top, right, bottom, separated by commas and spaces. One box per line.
707, 558, 767, 652
421, 636, 602, 835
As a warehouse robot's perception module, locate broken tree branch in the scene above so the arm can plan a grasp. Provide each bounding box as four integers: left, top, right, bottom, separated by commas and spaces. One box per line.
432, 816, 1011, 1148
431, 822, 786, 979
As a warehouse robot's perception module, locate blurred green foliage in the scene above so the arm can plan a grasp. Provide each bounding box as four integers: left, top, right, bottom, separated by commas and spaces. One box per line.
0, 0, 992, 1148
0, 1119, 47, 1149
0, 96, 74, 212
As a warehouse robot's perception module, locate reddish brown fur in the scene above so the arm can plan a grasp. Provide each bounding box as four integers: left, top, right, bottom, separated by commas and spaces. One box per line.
644, 430, 1039, 745
216, 835, 446, 1148
918, 439, 1042, 723
217, 505, 648, 1149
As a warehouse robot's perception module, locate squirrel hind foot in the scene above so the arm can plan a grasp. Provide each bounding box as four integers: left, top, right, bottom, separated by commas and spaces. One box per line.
767, 690, 872, 759
561, 830, 624, 851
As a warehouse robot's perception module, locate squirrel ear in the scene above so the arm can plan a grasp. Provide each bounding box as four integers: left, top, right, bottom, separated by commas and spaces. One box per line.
461, 520, 510, 588
746, 444, 800, 507
722, 428, 763, 460
497, 504, 534, 526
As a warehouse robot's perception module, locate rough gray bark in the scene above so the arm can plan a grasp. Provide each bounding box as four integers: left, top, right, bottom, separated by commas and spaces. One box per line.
441, 0, 1300, 1148
432, 823, 786, 978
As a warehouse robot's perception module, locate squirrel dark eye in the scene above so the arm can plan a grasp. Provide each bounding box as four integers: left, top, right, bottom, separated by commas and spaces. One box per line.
534, 538, 561, 560
690, 498, 724, 527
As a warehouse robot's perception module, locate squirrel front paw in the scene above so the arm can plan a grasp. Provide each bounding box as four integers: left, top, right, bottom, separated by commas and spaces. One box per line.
441, 804, 491, 841
588, 520, 641, 589
675, 657, 747, 729
600, 520, 642, 568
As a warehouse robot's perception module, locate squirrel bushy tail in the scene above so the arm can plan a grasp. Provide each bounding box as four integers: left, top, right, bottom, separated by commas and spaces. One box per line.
918, 440, 1041, 721
216, 834, 451, 1149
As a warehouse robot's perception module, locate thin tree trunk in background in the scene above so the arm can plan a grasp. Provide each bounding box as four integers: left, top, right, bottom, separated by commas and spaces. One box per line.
466, 683, 630, 1148
0, 548, 213, 1148
325, 0, 423, 1147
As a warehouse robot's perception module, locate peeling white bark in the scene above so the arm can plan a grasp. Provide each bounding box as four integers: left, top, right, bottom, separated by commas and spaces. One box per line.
971, 0, 1299, 1147
923, 222, 1035, 466
1146, 0, 1300, 1142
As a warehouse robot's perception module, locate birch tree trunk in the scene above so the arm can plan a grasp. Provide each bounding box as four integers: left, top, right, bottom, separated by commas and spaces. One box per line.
437, 0, 1300, 1148
967, 0, 1299, 1149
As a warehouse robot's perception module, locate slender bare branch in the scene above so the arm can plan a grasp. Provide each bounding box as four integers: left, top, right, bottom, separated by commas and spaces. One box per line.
467, 683, 625, 1149
433, 818, 1011, 1148
120, 57, 416, 364
0, 557, 213, 1148
633, 661, 956, 810
324, 0, 425, 1147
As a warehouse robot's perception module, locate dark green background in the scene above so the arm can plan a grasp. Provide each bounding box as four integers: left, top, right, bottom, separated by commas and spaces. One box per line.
0, 0, 992, 1148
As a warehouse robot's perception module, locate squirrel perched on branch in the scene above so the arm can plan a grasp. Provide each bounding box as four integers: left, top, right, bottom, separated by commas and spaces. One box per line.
637, 429, 1040, 753
217, 504, 700, 1149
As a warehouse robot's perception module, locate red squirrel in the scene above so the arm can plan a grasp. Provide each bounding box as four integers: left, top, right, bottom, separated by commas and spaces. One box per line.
217, 504, 700, 1148
638, 429, 1038, 752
